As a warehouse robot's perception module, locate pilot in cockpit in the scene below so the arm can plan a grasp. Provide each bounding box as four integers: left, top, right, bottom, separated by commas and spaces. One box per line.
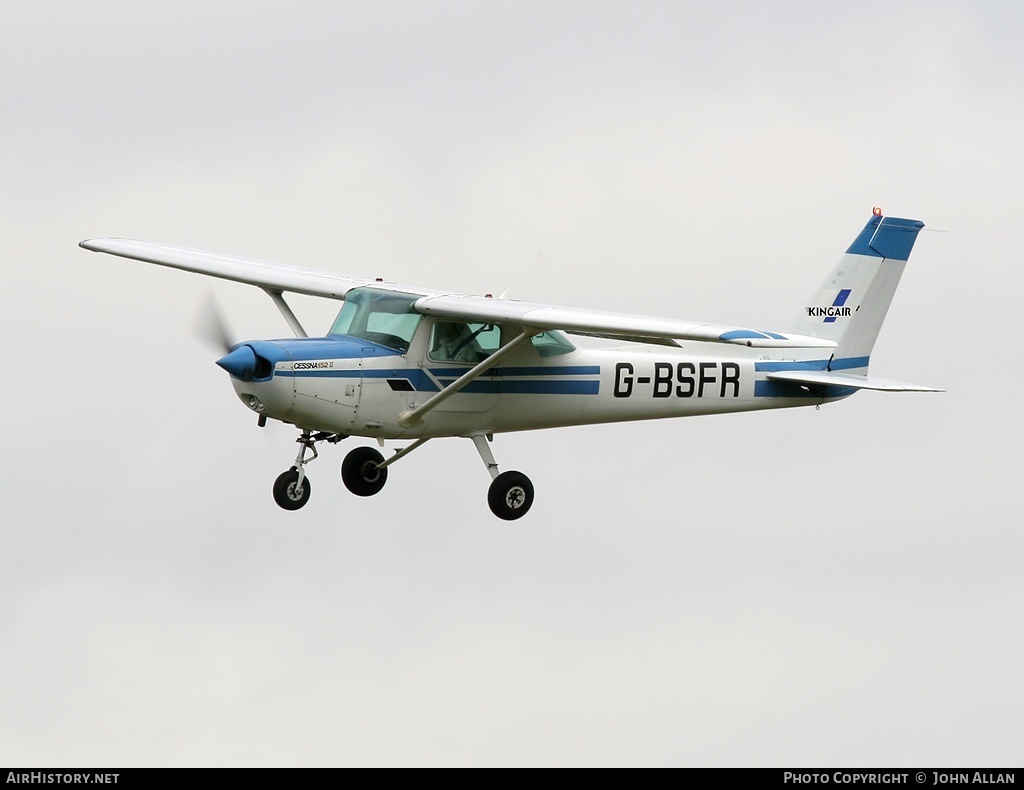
432, 321, 483, 363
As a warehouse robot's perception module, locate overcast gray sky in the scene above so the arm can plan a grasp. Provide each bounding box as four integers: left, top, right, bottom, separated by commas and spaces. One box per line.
2, 0, 1022, 767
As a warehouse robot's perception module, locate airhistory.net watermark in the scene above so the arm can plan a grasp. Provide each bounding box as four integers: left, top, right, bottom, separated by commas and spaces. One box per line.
6, 775, 118, 784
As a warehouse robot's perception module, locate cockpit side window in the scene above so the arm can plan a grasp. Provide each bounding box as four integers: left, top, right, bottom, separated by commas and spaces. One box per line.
329, 288, 422, 353
429, 321, 502, 364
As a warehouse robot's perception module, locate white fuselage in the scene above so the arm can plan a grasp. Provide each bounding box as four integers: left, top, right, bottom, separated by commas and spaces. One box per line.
228, 318, 849, 440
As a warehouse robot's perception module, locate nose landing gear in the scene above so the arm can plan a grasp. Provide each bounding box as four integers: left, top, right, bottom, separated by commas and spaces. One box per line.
272, 429, 345, 510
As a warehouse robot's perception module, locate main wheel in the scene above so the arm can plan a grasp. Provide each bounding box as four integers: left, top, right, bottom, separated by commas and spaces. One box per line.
341, 446, 388, 496
273, 467, 311, 510
487, 471, 534, 520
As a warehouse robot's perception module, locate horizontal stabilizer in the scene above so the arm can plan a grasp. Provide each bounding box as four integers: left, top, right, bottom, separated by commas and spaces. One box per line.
765, 370, 943, 392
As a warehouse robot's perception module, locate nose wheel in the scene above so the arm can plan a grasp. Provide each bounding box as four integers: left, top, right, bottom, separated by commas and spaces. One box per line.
273, 467, 312, 510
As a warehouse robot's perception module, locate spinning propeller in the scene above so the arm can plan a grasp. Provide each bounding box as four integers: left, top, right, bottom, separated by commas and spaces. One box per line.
193, 293, 260, 380
193, 292, 236, 353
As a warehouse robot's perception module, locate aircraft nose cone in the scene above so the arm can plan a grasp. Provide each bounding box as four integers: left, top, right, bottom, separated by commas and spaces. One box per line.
216, 345, 257, 380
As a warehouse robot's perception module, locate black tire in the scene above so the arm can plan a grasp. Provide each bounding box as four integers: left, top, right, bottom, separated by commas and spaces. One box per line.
273, 467, 311, 510
341, 446, 388, 496
487, 471, 534, 520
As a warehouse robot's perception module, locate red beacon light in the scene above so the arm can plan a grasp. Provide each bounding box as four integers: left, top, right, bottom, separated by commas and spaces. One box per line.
872, 206, 883, 216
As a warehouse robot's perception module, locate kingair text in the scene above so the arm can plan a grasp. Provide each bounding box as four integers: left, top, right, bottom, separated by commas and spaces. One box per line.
806, 306, 852, 317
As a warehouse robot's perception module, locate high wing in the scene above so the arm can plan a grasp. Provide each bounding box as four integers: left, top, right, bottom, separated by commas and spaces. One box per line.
412, 294, 835, 348
79, 238, 379, 299
81, 237, 835, 350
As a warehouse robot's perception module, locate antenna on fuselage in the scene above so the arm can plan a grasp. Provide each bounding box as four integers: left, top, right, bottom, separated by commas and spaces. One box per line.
498, 251, 543, 300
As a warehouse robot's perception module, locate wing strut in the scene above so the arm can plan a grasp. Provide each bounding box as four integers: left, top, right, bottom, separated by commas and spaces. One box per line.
264, 289, 308, 338
398, 329, 538, 427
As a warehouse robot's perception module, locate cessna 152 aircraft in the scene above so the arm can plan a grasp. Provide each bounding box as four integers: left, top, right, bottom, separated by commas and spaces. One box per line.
81, 210, 939, 520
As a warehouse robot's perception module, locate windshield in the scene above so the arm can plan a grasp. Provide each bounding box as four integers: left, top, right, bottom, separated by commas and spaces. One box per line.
329, 288, 422, 353
530, 330, 576, 358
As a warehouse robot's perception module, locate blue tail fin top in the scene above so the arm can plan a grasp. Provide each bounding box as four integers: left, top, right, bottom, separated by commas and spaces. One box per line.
846, 216, 925, 261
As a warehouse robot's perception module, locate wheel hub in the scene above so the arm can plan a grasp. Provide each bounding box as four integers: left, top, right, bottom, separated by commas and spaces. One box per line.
506, 486, 526, 508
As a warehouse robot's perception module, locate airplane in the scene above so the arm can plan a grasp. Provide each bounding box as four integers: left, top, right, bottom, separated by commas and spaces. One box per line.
81, 209, 940, 520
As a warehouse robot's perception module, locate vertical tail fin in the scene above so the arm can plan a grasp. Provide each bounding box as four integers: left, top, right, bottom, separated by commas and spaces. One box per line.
788, 214, 925, 372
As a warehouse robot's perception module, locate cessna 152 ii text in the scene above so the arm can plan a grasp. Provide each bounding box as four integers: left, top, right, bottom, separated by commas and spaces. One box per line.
81, 210, 940, 520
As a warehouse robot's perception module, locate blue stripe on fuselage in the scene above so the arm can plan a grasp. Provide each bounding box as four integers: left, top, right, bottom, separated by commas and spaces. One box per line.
434, 365, 601, 378
279, 351, 601, 394
455, 379, 599, 395
754, 356, 867, 399
277, 367, 442, 392
754, 356, 869, 373
427, 364, 600, 395
282, 366, 600, 395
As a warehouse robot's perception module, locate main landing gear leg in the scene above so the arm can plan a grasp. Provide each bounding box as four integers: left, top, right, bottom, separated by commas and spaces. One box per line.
273, 430, 345, 510
471, 434, 534, 521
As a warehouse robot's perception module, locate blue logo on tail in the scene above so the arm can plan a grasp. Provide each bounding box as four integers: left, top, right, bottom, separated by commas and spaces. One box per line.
824, 289, 852, 323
